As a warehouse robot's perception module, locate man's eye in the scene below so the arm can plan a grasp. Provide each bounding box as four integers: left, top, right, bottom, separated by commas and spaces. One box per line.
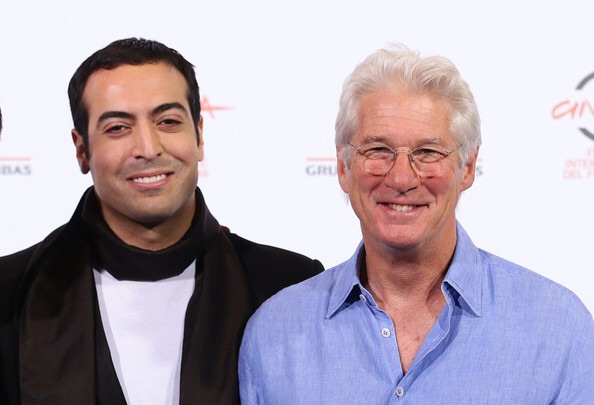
362, 146, 393, 159
158, 118, 182, 128
105, 125, 128, 134
412, 148, 446, 161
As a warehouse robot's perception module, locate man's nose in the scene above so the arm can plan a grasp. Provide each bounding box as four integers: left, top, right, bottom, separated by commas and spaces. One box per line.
383, 150, 420, 192
133, 124, 163, 160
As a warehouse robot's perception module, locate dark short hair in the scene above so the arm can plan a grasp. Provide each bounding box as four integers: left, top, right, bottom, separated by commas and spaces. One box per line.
68, 38, 201, 150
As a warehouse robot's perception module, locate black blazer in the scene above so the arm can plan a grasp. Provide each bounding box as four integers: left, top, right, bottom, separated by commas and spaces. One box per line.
0, 190, 323, 404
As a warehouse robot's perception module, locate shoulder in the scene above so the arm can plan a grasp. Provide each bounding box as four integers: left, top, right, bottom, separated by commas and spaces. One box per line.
0, 244, 38, 285
225, 232, 320, 266
224, 232, 324, 304
245, 264, 342, 331
479, 249, 592, 321
0, 224, 70, 292
240, 265, 346, 368
0, 232, 57, 320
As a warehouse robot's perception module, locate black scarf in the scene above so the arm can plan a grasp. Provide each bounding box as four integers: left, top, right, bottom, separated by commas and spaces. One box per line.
17, 187, 252, 404
82, 191, 203, 281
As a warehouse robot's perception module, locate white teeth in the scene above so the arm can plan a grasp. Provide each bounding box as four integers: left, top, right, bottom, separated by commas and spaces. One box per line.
133, 174, 167, 184
389, 204, 414, 212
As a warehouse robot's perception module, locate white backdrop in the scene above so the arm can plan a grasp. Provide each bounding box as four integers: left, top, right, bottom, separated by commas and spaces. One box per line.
1, 1, 593, 313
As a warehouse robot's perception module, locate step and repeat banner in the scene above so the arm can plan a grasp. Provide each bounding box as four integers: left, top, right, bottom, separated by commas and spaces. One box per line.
1, 1, 593, 312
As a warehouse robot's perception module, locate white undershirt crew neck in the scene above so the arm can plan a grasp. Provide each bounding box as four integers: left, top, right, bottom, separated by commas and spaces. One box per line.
94, 262, 196, 405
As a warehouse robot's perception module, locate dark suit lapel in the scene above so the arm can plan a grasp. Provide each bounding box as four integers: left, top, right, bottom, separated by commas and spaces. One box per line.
180, 232, 253, 405
17, 224, 98, 404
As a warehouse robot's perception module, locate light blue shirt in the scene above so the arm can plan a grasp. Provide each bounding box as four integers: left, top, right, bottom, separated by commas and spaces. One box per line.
239, 224, 594, 404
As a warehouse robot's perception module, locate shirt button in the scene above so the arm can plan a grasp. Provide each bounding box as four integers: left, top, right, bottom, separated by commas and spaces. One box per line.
395, 386, 404, 397
381, 328, 391, 338
359, 294, 367, 302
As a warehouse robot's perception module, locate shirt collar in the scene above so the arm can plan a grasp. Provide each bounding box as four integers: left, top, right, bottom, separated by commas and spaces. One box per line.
442, 222, 483, 316
326, 222, 483, 318
326, 241, 367, 318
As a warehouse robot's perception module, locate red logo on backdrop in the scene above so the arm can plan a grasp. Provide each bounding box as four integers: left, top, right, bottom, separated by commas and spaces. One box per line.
198, 96, 232, 178
551, 72, 594, 141
551, 72, 594, 180
201, 96, 232, 118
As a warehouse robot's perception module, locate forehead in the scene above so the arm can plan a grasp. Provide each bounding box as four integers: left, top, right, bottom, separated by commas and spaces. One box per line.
355, 89, 452, 144
83, 62, 190, 120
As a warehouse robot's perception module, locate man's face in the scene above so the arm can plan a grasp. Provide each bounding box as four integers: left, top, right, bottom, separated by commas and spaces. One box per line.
72, 62, 204, 242
337, 89, 477, 254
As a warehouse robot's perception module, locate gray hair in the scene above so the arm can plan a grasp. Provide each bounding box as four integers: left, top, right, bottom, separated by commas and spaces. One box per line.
335, 43, 481, 166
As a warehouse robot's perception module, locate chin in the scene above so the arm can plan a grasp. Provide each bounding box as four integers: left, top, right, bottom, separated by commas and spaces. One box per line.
130, 208, 178, 225
378, 229, 425, 249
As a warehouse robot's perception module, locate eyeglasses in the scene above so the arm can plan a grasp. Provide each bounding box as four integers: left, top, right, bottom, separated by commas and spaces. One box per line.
347, 142, 461, 177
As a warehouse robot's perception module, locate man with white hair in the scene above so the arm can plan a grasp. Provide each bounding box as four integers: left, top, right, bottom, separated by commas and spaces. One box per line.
239, 43, 594, 403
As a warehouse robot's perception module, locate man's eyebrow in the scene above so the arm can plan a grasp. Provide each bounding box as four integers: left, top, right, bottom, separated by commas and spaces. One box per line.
96, 111, 135, 127
367, 135, 387, 143
151, 102, 188, 117
417, 137, 441, 145
365, 136, 443, 145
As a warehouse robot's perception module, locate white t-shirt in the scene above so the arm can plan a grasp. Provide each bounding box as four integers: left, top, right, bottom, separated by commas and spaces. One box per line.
93, 262, 196, 404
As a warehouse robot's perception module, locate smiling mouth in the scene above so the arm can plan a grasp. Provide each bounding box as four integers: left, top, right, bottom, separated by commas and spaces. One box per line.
388, 204, 414, 212
132, 174, 168, 184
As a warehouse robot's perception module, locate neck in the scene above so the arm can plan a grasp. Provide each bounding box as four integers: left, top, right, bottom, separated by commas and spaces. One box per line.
361, 237, 456, 306
101, 198, 196, 251
80, 186, 221, 281
109, 221, 192, 251
364, 258, 446, 306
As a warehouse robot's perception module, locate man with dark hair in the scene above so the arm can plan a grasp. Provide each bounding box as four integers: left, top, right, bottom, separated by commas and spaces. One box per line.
0, 38, 322, 404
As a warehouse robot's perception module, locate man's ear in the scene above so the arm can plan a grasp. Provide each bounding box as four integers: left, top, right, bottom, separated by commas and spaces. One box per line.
337, 146, 350, 193
72, 129, 90, 174
197, 115, 204, 162
460, 150, 479, 192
